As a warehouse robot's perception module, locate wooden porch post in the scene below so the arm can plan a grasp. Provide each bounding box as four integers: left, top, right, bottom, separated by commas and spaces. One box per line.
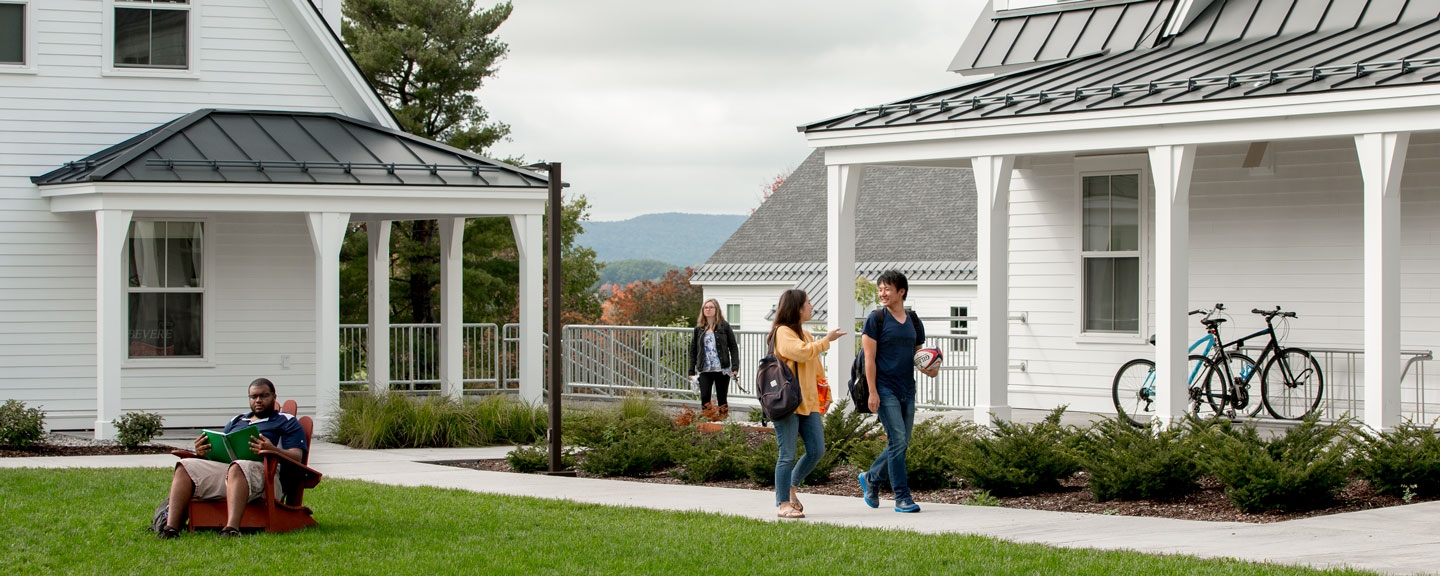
439, 218, 466, 400
307, 212, 349, 430
1149, 144, 1196, 426
366, 220, 391, 394
971, 155, 1013, 427
1356, 132, 1408, 430
510, 213, 544, 404
94, 209, 132, 440
825, 164, 862, 408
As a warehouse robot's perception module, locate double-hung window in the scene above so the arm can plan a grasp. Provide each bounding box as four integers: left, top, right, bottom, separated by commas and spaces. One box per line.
949, 305, 969, 352
725, 304, 741, 329
0, 0, 33, 70
127, 221, 205, 359
1081, 172, 1142, 334
113, 0, 190, 69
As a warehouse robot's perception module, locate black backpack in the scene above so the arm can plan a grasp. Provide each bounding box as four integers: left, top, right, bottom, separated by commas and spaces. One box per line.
756, 336, 803, 421
849, 348, 871, 414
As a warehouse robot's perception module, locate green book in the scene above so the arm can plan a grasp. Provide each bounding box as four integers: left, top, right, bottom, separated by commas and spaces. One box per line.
200, 425, 261, 463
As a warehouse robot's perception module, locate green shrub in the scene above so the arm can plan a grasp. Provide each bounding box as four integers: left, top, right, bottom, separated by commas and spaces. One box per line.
670, 425, 752, 484
1195, 415, 1353, 513
740, 435, 780, 486
331, 393, 545, 449
506, 444, 576, 473
578, 431, 682, 477
1353, 420, 1440, 498
954, 407, 1082, 496
0, 399, 45, 447
113, 411, 164, 449
564, 396, 671, 449
1077, 417, 1199, 502
906, 418, 982, 490
808, 400, 881, 484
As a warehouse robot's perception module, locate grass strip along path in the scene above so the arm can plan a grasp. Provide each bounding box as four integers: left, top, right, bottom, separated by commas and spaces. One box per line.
0, 468, 1376, 575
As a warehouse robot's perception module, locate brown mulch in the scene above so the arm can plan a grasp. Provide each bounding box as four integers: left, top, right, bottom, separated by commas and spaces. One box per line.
446, 457, 1430, 524
0, 444, 175, 458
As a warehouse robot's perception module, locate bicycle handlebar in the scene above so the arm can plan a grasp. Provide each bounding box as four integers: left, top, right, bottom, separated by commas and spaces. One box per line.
1251, 307, 1299, 319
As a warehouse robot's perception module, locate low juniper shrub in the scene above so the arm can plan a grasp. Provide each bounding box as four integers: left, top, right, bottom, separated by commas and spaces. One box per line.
113, 411, 165, 449
1195, 414, 1354, 513
0, 399, 46, 447
506, 444, 576, 473
808, 400, 881, 484
953, 406, 1082, 496
906, 418, 982, 490
670, 424, 750, 484
1353, 419, 1440, 499
1076, 416, 1199, 501
742, 435, 780, 486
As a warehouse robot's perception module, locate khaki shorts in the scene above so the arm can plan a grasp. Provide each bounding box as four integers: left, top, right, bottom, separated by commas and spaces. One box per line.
178, 458, 280, 502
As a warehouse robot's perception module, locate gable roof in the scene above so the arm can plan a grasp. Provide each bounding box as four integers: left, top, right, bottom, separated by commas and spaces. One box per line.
702, 150, 976, 264
287, 0, 399, 128
804, 0, 1440, 133
32, 110, 546, 188
693, 150, 977, 322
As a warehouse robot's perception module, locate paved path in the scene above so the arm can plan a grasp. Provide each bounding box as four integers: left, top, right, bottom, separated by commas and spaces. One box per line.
6, 441, 1439, 575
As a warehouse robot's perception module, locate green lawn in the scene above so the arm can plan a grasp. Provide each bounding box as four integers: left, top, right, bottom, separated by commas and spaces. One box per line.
0, 468, 1375, 576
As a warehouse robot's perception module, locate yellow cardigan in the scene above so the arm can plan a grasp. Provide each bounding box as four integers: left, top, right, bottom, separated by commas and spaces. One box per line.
773, 326, 830, 416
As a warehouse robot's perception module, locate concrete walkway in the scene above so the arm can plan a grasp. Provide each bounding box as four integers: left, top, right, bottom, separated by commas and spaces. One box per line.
6, 441, 1439, 575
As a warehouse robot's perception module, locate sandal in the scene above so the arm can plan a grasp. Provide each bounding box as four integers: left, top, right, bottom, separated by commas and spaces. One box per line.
789, 487, 804, 512
156, 526, 180, 540
776, 502, 805, 519
218, 527, 241, 538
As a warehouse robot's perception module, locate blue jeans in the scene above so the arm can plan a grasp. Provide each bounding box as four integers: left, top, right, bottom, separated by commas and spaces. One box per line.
774, 410, 825, 505
866, 387, 915, 500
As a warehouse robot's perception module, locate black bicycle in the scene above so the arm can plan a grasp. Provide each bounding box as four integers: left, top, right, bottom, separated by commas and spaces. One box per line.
1199, 307, 1325, 420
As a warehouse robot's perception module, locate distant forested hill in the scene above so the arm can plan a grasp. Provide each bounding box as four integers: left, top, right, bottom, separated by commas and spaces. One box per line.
596, 259, 680, 287
578, 213, 746, 266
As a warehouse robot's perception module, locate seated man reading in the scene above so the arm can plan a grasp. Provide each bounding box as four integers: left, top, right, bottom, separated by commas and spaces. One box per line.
157, 377, 307, 538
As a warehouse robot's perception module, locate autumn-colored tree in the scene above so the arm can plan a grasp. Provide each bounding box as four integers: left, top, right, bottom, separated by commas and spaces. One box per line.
751, 171, 787, 214
602, 267, 703, 327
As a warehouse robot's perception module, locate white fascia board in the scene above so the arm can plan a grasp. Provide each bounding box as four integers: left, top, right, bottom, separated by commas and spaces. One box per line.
809, 84, 1440, 165
41, 182, 547, 215
690, 280, 800, 287
273, 0, 396, 129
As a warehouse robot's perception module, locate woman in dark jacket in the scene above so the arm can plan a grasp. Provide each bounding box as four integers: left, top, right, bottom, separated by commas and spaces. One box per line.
689, 298, 740, 417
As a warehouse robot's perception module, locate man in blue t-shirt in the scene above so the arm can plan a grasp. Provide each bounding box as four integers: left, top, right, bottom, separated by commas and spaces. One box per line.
857, 270, 938, 513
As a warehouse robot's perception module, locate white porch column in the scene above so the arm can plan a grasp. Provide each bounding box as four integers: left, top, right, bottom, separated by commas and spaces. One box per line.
510, 214, 543, 404
366, 221, 391, 394
439, 218, 466, 400
94, 209, 132, 440
825, 164, 863, 407
1356, 132, 1408, 430
307, 212, 349, 429
971, 155, 1013, 427
1149, 145, 1196, 426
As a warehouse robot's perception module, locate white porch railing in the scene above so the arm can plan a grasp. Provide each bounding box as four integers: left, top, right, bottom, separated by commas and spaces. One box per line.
339, 323, 1433, 420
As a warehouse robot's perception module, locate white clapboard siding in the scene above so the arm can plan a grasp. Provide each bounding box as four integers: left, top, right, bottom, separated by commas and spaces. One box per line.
0, 0, 370, 428
1006, 136, 1440, 414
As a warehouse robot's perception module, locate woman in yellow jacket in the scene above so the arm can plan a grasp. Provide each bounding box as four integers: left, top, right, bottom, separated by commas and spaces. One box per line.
770, 288, 846, 518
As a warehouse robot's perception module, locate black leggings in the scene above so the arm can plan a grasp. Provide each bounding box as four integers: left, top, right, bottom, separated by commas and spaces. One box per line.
697, 372, 731, 407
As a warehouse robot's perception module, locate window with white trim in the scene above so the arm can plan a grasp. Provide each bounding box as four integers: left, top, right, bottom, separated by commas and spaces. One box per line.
0, 1, 26, 65
1081, 173, 1141, 333
127, 221, 205, 358
726, 304, 741, 329
114, 0, 189, 69
949, 306, 969, 352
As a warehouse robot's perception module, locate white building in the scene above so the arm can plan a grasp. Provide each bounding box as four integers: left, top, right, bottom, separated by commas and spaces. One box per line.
803, 0, 1440, 429
1, 0, 550, 437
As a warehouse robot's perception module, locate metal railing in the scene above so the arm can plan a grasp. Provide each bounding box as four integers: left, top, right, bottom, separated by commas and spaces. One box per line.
340, 323, 1433, 419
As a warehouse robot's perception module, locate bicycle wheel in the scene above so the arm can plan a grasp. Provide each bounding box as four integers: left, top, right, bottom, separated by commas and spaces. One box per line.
1219, 353, 1262, 418
1112, 358, 1156, 427
1261, 347, 1325, 420
1188, 354, 1226, 418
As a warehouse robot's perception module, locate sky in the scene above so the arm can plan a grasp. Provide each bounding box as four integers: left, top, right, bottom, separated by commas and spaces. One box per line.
482, 0, 989, 221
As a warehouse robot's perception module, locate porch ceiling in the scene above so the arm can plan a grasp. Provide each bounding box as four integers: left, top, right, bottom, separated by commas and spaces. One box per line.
803, 0, 1440, 134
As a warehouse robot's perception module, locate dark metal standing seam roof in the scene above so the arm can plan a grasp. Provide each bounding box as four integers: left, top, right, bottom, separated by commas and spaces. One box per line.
803, 0, 1440, 134
32, 109, 548, 188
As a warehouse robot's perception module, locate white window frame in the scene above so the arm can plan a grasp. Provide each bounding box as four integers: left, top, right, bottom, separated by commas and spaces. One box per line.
1075, 154, 1149, 343
102, 0, 200, 78
725, 303, 741, 330
124, 217, 215, 367
0, 0, 37, 74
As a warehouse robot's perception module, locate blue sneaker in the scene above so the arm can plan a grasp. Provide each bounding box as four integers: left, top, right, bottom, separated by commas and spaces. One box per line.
894, 497, 920, 513
858, 473, 879, 508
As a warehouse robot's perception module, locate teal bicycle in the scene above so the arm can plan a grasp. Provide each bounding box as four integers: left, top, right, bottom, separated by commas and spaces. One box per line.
1111, 304, 1267, 426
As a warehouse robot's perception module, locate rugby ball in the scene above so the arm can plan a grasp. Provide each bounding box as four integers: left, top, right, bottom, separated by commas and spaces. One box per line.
913, 347, 943, 371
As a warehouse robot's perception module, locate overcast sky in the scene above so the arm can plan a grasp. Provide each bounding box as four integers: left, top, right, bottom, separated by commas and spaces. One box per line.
483, 0, 988, 221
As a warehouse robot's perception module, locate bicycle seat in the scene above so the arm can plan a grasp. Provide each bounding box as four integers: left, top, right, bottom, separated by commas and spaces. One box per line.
1201, 318, 1227, 327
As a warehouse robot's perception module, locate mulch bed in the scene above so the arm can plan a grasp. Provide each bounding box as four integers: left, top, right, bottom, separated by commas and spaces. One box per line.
446, 457, 1430, 524
0, 444, 175, 458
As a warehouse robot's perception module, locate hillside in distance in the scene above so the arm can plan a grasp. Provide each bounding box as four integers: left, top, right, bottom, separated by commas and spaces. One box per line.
578, 213, 746, 267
